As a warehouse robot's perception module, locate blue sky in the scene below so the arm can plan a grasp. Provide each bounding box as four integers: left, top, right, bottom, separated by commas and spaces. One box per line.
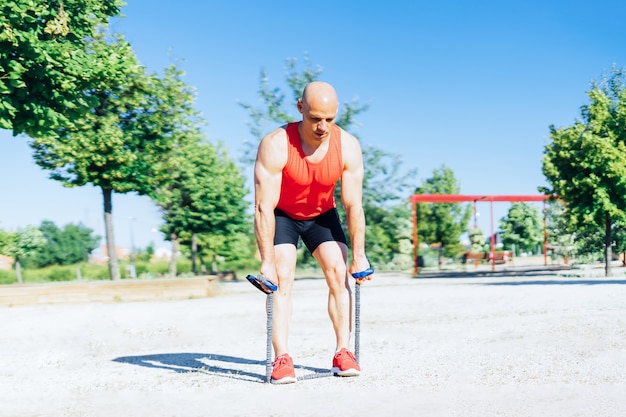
2, 0, 626, 251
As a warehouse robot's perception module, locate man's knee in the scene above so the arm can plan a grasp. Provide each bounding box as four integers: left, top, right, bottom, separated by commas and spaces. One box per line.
330, 259, 348, 275
323, 261, 348, 286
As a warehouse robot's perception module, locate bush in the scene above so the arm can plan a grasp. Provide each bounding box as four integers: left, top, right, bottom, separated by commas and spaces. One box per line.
220, 258, 260, 273
416, 247, 439, 268
0, 269, 17, 285
0, 255, 225, 284
45, 266, 76, 282
80, 263, 111, 280
137, 259, 192, 277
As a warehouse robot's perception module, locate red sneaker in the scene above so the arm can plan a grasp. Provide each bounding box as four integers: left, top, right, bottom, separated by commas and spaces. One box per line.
332, 348, 361, 377
271, 354, 297, 384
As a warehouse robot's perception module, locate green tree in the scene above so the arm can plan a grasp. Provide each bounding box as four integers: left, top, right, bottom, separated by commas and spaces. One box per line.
562, 216, 626, 265
468, 227, 486, 252
134, 242, 155, 263
239, 54, 416, 268
611, 223, 626, 266
0, 226, 47, 283
23, 220, 100, 267
1, 0, 122, 137
544, 200, 575, 263
153, 138, 250, 277
193, 230, 257, 273
30, 35, 199, 280
542, 67, 626, 276
415, 165, 471, 266
360, 148, 416, 267
499, 203, 544, 255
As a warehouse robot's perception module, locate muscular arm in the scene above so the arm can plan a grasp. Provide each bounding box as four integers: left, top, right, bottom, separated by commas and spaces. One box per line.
254, 128, 287, 284
340, 130, 371, 279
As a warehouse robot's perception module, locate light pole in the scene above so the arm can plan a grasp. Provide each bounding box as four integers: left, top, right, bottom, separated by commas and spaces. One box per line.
129, 217, 137, 279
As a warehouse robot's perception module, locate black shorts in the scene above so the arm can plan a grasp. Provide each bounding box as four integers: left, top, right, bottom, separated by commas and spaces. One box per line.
274, 208, 347, 253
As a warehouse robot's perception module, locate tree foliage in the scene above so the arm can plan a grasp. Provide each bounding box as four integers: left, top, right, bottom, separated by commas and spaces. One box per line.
153, 137, 251, 275
498, 203, 544, 255
544, 200, 575, 262
0, 225, 47, 283
238, 54, 372, 162
549, 200, 626, 265
30, 33, 200, 280
359, 148, 416, 267
238, 54, 326, 162
414, 165, 471, 262
0, 0, 123, 137
468, 226, 486, 252
31, 40, 197, 193
542, 67, 626, 275
22, 220, 100, 268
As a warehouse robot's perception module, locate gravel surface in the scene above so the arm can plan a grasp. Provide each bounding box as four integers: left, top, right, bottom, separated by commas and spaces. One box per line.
2, 271, 626, 417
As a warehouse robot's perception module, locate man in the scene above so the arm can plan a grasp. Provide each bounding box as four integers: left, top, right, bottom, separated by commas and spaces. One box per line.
253, 81, 373, 384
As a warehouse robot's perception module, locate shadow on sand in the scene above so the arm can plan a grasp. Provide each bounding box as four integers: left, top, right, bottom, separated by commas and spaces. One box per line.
484, 278, 626, 286
414, 265, 571, 279
113, 352, 331, 383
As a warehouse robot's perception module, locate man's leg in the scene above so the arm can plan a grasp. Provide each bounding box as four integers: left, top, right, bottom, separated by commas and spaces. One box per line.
272, 243, 297, 357
313, 241, 360, 376
312, 241, 350, 350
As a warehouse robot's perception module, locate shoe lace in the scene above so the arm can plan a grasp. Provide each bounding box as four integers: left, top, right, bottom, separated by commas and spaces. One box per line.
273, 354, 290, 368
336, 349, 356, 363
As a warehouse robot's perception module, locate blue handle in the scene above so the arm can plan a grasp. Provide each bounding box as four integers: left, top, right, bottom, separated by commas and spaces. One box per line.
246, 274, 278, 293
351, 267, 374, 279
258, 274, 278, 291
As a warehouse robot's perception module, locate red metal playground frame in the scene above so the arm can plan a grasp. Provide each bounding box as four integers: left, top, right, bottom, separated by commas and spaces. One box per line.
410, 194, 551, 276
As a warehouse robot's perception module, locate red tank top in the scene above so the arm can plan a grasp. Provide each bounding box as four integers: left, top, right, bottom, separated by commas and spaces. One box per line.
277, 122, 343, 220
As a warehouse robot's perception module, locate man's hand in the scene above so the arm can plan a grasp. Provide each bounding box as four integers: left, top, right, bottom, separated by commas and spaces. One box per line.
259, 263, 278, 291
350, 259, 373, 285
246, 274, 276, 294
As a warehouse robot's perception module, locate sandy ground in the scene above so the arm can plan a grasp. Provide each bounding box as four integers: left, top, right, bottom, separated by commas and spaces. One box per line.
2, 270, 626, 417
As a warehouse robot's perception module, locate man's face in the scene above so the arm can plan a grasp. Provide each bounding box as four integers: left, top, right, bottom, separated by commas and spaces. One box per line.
298, 98, 338, 142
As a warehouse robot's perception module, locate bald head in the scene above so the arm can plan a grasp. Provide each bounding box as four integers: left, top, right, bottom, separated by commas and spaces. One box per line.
297, 81, 339, 143
301, 81, 339, 111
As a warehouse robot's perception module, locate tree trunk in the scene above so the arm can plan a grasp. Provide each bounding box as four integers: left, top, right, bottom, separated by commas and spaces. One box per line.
437, 244, 443, 270
198, 252, 206, 274
169, 233, 178, 278
15, 259, 23, 284
191, 233, 198, 275
604, 215, 612, 277
102, 187, 120, 281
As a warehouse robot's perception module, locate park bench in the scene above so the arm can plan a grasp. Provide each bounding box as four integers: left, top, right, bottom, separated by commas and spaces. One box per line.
462, 251, 512, 266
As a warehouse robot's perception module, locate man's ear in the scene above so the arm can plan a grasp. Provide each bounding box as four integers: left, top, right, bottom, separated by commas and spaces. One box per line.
297, 99, 304, 114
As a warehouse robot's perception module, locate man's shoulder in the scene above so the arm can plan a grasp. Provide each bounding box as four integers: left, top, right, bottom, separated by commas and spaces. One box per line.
261, 125, 289, 145
257, 126, 289, 169
337, 127, 363, 170
338, 127, 360, 149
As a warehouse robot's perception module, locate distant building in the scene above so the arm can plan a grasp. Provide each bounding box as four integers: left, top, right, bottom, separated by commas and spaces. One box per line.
89, 244, 130, 265
89, 244, 172, 264
0, 255, 12, 270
